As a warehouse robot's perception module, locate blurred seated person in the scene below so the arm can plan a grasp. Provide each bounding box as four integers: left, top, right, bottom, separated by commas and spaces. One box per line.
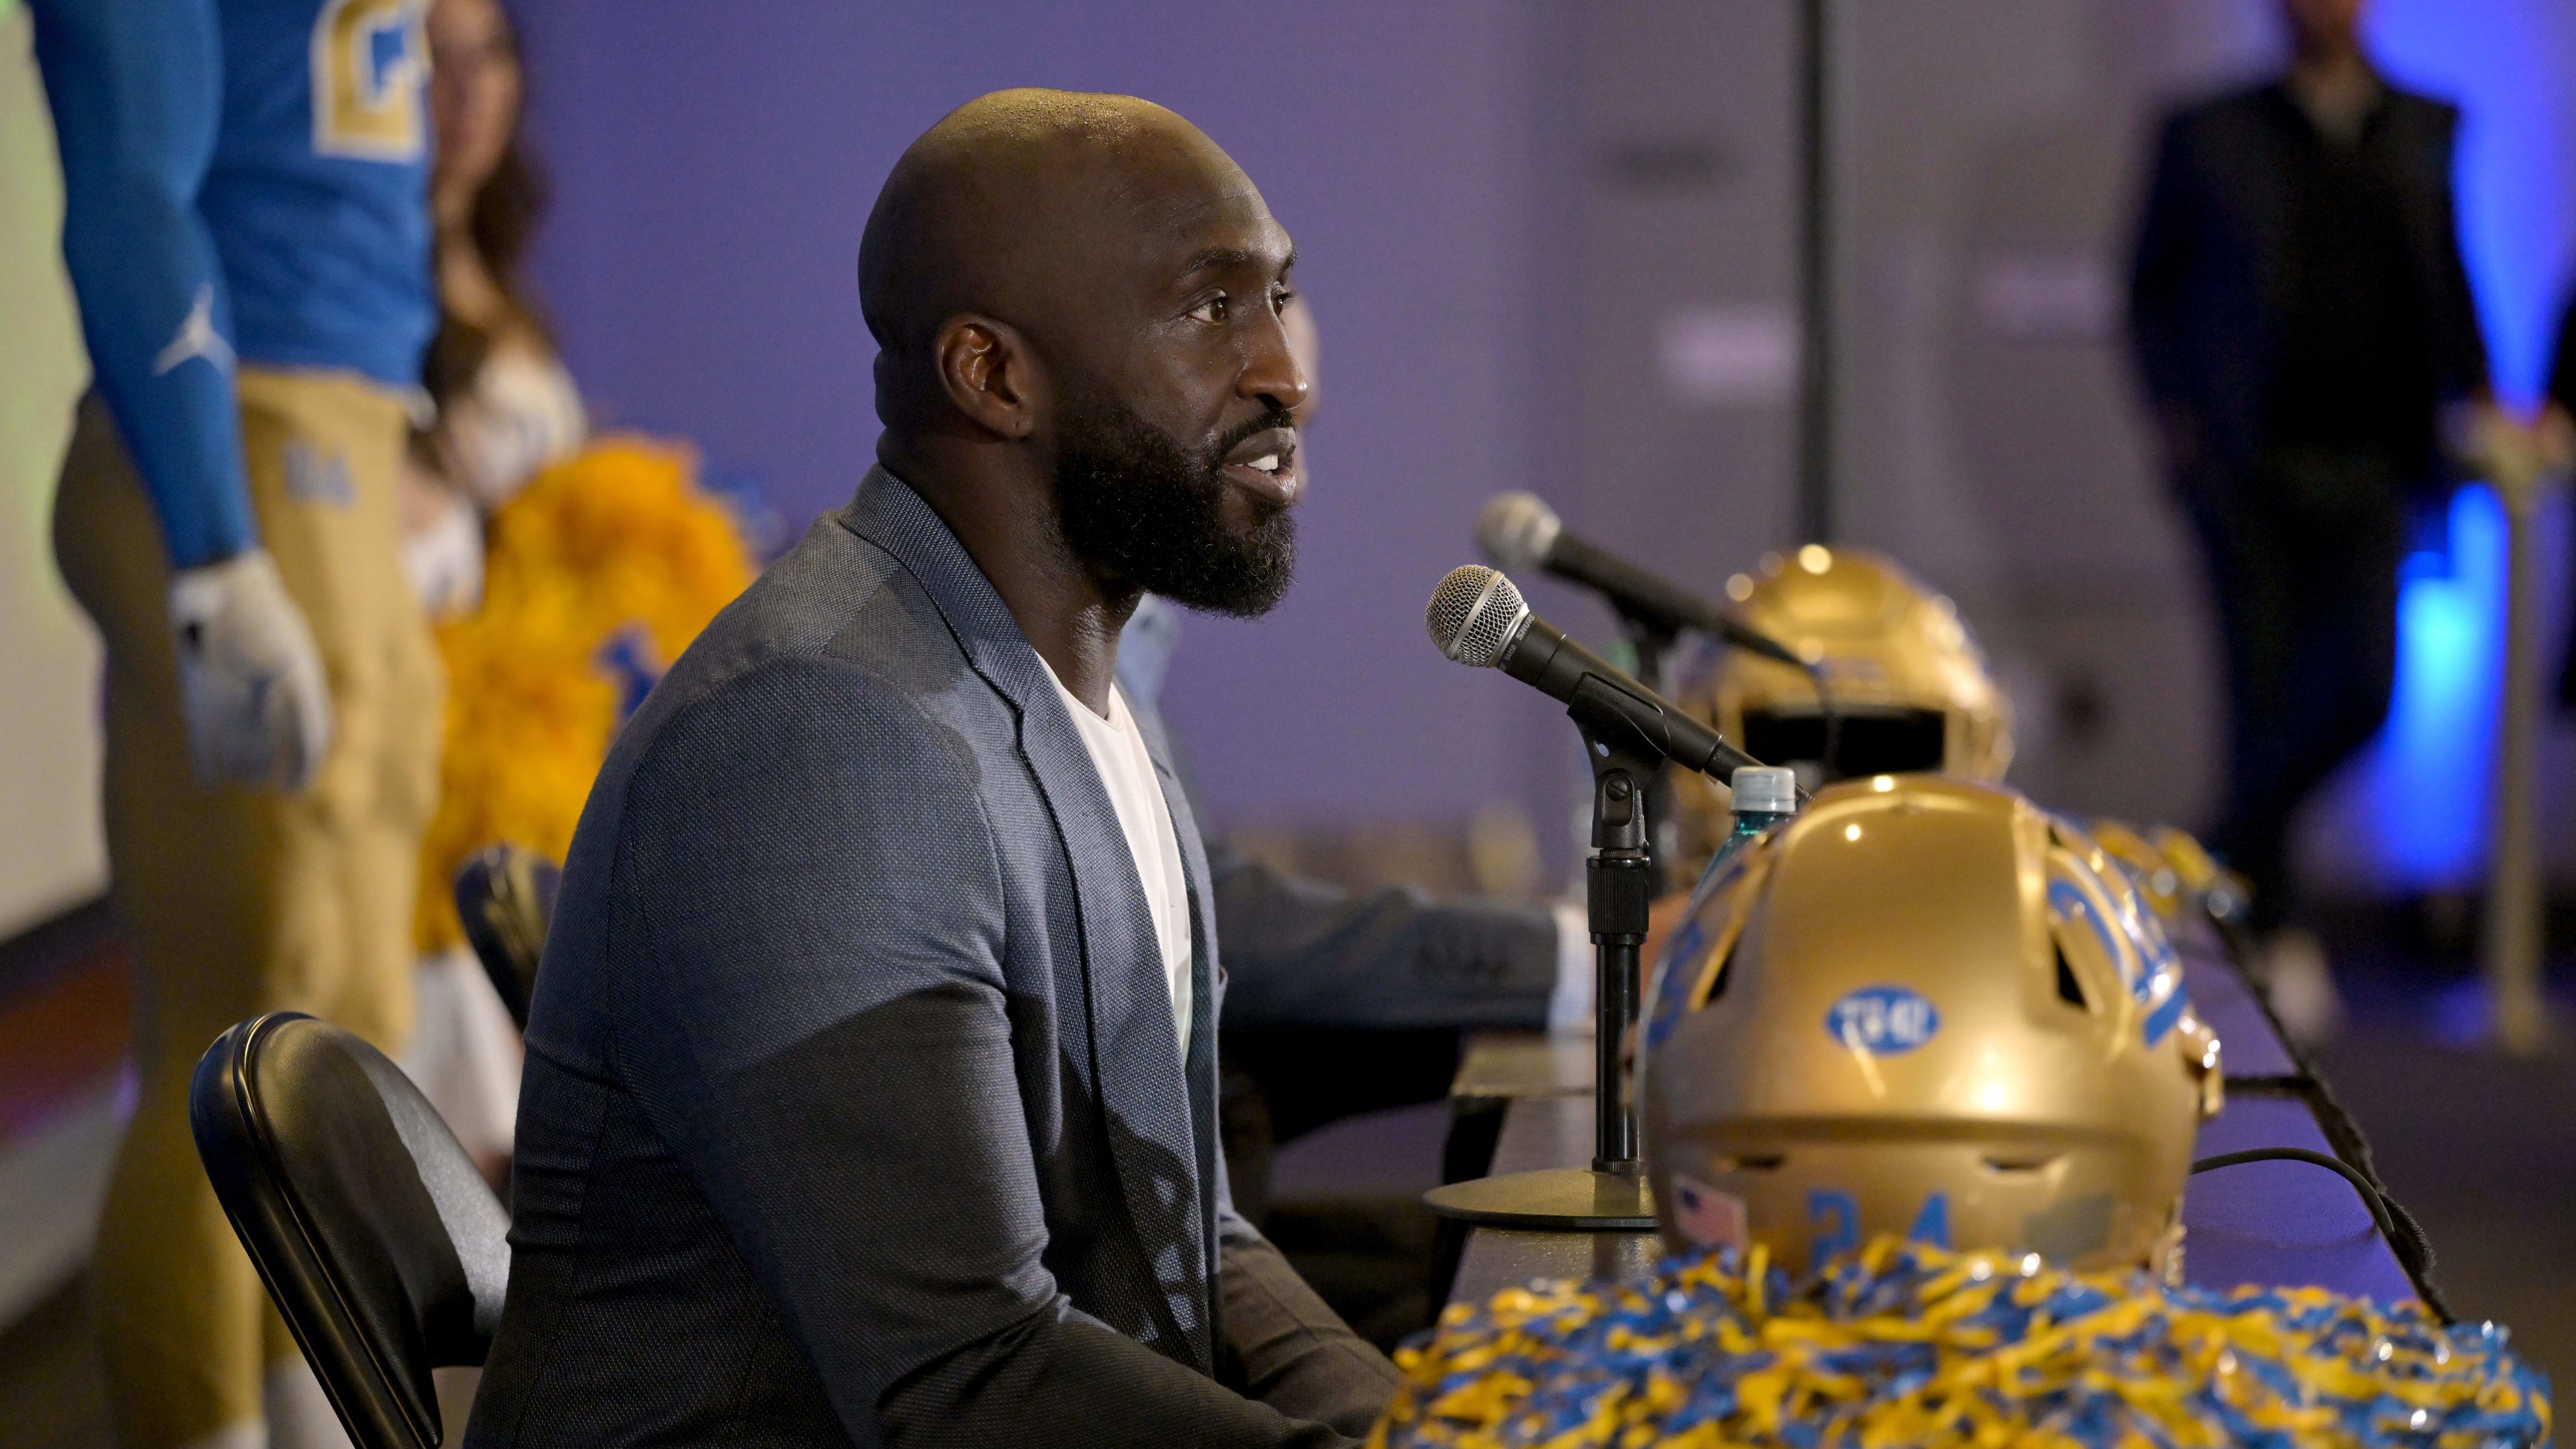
2127, 0, 2499, 1039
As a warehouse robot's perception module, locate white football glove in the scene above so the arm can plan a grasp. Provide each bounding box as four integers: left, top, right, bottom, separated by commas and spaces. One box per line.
401, 484, 486, 618
167, 549, 335, 791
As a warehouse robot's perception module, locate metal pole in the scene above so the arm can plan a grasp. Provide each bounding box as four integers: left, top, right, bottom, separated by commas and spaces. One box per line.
1795, 0, 1834, 544
1585, 760, 1651, 1173
2485, 468, 2551, 1055
1592, 936, 1641, 1171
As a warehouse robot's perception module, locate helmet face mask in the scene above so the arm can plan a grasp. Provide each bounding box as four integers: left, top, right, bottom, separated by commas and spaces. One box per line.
1740, 705, 1948, 779
1676, 549, 2012, 879
1643, 777, 2222, 1280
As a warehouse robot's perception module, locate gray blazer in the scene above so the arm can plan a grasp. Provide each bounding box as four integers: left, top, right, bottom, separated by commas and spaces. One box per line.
465, 468, 1393, 1449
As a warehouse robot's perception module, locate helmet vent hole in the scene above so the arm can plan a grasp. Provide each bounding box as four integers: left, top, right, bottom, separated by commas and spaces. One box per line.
1720, 1154, 1786, 1172
1704, 944, 1737, 1003
2054, 947, 2091, 1011
1982, 1155, 2057, 1175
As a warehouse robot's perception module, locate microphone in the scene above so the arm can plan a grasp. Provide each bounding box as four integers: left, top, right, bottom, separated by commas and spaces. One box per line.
1427, 565, 1762, 782
1476, 492, 1807, 668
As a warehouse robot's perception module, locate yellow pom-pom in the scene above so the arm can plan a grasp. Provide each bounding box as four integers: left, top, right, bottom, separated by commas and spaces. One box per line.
414, 437, 757, 951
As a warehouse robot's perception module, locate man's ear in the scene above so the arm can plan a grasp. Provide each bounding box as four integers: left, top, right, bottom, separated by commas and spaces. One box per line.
933, 315, 1048, 440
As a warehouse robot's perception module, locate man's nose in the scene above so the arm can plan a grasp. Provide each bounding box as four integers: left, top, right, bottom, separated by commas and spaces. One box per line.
1240, 308, 1311, 416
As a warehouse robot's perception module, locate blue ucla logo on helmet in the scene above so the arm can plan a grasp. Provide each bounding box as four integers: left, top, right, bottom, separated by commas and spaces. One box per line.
1824, 986, 1940, 1054
2047, 856, 2188, 1048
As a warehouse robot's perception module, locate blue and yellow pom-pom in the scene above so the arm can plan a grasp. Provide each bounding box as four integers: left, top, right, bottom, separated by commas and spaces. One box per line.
1374, 1237, 2547, 1448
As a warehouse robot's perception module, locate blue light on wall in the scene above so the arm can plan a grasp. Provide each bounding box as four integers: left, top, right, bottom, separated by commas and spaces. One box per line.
2370, 0, 2573, 403
2332, 0, 2574, 888
2366, 487, 2505, 888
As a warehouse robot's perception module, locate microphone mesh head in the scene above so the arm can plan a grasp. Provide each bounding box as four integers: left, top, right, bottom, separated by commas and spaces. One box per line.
1425, 565, 1529, 668
1475, 492, 1562, 573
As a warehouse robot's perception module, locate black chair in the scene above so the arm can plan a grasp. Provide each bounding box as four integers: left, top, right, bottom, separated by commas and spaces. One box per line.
452, 843, 561, 1031
191, 1012, 511, 1449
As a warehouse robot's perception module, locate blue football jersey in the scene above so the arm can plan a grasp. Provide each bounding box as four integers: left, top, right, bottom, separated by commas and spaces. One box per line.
205, 0, 435, 384
32, 0, 435, 569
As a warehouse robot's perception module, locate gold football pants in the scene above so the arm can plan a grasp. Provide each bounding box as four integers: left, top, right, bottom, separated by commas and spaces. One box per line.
53, 369, 442, 1449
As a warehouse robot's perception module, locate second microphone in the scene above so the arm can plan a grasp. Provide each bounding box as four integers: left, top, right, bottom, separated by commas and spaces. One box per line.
1427, 564, 1764, 784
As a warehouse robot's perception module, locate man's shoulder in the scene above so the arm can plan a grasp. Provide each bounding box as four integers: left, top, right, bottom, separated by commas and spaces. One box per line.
2161, 76, 2459, 143
533, 495, 1020, 1056
609, 503, 1003, 797
2377, 84, 2462, 140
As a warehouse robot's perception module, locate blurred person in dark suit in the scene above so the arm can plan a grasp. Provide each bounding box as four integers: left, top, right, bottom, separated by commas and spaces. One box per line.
2553, 291, 2576, 434
2127, 0, 2497, 1038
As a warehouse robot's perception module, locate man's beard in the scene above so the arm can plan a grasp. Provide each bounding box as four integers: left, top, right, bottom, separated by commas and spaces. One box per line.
1053, 393, 1297, 618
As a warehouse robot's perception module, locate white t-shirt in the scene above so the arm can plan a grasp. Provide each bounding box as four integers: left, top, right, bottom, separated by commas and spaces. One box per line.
1041, 659, 1196, 1053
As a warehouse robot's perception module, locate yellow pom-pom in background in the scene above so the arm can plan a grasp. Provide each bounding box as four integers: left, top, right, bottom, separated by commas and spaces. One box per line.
415, 437, 757, 952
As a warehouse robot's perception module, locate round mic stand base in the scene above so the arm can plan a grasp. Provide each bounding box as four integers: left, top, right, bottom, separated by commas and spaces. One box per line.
1423, 1166, 1655, 1231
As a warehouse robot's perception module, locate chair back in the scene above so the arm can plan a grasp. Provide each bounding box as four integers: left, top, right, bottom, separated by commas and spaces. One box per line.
452, 844, 559, 1030
191, 1012, 510, 1449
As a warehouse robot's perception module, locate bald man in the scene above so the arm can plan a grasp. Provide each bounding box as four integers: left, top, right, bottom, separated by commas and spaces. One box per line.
466, 92, 1395, 1447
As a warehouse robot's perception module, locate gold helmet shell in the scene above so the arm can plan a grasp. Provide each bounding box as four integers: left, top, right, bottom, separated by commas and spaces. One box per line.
1672, 548, 2012, 878
1642, 776, 2222, 1279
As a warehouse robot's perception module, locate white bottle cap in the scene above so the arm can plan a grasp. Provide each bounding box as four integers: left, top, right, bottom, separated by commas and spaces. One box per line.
1730, 765, 1798, 817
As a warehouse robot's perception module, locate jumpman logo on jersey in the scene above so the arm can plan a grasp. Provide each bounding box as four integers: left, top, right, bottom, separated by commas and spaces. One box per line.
152, 286, 238, 377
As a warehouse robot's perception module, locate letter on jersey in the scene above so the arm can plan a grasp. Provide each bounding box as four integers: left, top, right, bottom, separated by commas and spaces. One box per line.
312, 0, 427, 161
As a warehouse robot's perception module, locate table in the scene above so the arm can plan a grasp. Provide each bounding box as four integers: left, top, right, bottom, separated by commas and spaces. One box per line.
1438, 920, 2419, 1309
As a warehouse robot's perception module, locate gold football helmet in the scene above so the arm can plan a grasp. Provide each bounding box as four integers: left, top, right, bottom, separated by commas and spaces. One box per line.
1642, 776, 2222, 1278
1672, 547, 2012, 877
2091, 820, 2254, 926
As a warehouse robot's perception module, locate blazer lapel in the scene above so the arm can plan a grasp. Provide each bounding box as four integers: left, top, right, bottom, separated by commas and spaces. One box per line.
836, 469, 1213, 1369
1142, 715, 1223, 1299
1021, 689, 1213, 1369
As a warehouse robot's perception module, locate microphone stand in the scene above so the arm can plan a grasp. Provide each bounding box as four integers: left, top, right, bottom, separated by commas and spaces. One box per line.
1422, 720, 1661, 1230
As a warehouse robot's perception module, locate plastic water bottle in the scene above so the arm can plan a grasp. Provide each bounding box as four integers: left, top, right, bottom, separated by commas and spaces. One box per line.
1728, 765, 1798, 837
1689, 765, 1800, 900
1650, 765, 1807, 1049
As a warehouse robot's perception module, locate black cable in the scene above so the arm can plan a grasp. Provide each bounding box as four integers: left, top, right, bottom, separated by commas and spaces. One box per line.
2190, 1146, 2399, 1249
2199, 907, 2455, 1323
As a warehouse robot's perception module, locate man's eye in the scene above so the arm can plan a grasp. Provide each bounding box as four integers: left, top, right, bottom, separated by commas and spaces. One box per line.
1188, 294, 1229, 324
1272, 286, 1297, 315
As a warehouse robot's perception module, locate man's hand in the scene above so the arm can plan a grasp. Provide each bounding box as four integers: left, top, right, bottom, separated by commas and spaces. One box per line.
2537, 403, 2576, 479
167, 549, 334, 790
400, 463, 486, 618
2448, 398, 2573, 516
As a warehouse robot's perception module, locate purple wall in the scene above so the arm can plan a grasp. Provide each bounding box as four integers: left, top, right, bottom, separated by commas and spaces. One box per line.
516, 0, 1573, 834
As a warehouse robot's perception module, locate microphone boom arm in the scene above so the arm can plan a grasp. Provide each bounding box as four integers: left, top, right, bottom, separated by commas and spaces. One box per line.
1568, 674, 1762, 783
1497, 605, 1765, 784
